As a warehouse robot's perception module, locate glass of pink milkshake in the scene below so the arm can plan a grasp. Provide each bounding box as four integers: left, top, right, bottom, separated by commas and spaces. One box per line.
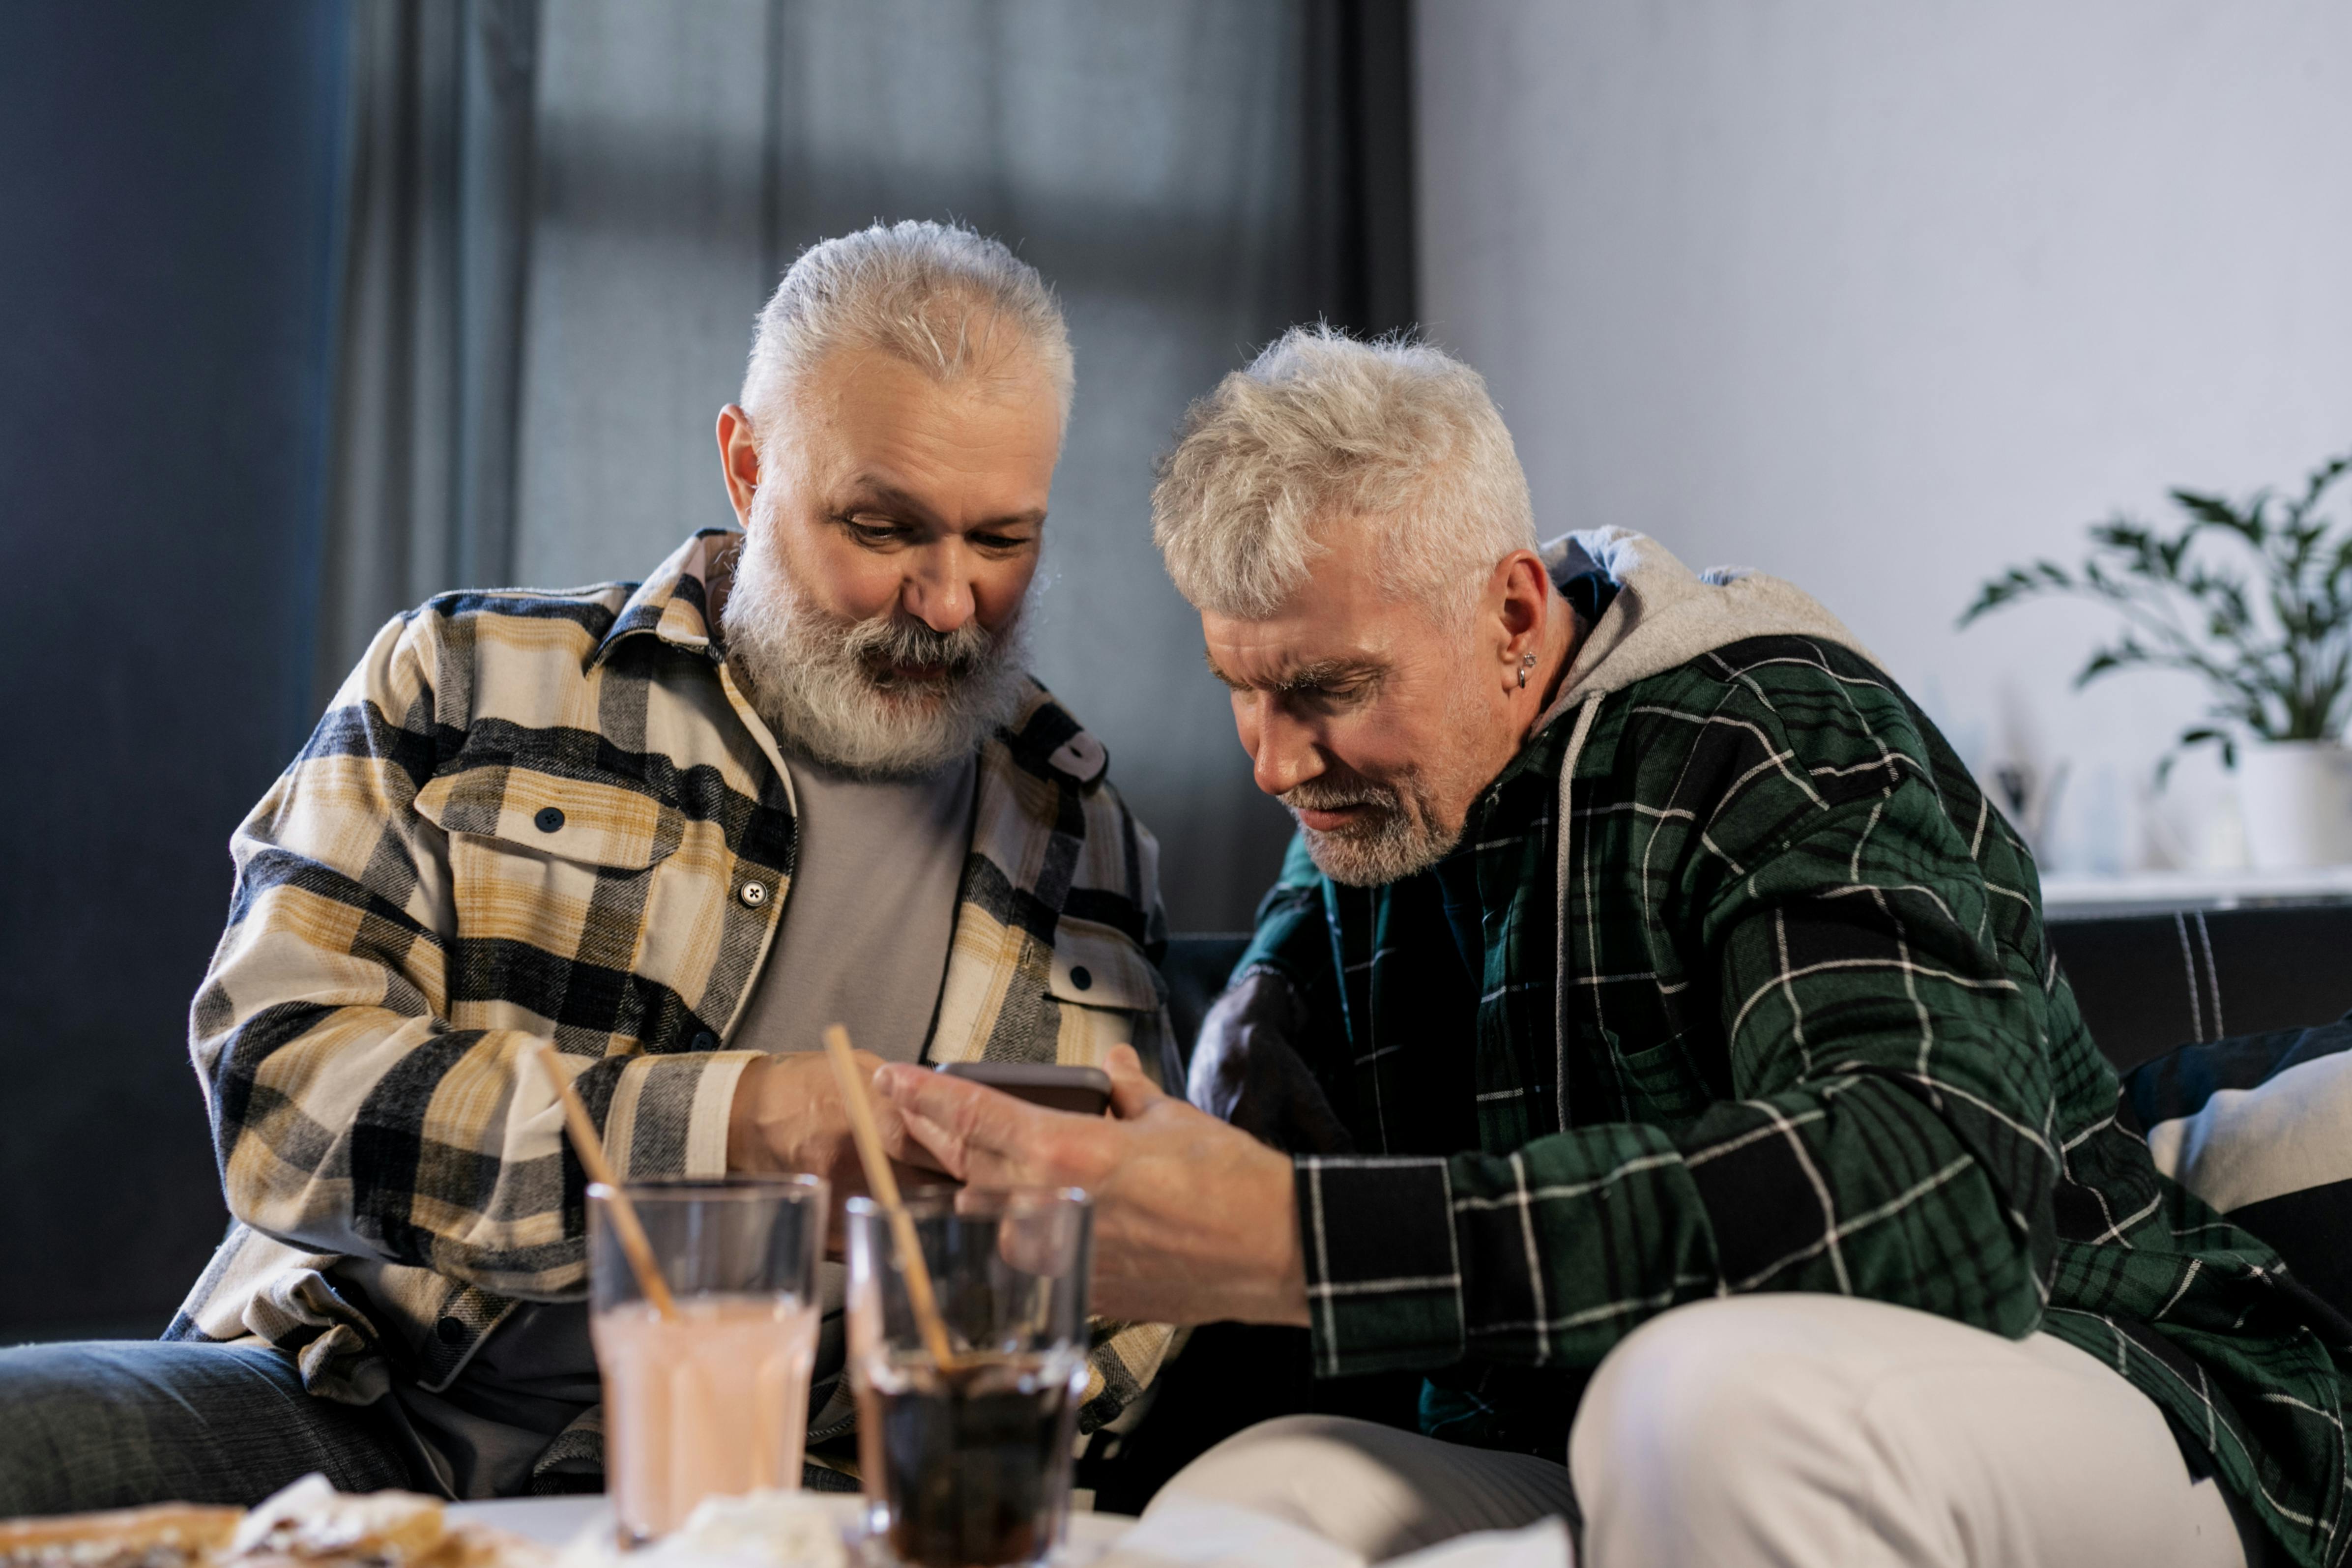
589, 1174, 828, 1544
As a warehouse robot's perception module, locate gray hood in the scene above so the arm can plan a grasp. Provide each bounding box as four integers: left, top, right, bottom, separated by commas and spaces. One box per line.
1534, 527, 1876, 733
1530, 529, 1876, 1118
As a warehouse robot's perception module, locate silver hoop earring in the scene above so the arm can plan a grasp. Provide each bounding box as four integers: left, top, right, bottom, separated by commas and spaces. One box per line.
1517, 652, 1537, 690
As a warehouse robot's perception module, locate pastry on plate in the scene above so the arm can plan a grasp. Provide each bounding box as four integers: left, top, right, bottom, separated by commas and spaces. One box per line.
2, 1478, 549, 1568
0, 1503, 242, 1568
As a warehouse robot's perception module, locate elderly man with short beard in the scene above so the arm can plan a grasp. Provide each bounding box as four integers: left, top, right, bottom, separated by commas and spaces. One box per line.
0, 221, 1177, 1510
873, 329, 2351, 1567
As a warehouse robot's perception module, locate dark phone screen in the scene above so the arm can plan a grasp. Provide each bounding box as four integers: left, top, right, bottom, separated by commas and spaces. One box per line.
937, 1062, 1112, 1116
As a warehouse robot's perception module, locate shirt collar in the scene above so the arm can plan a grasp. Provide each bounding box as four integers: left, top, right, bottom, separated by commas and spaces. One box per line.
589, 528, 736, 669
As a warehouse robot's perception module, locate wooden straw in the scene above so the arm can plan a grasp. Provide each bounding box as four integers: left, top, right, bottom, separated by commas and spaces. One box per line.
821, 1025, 962, 1370
525, 1039, 677, 1320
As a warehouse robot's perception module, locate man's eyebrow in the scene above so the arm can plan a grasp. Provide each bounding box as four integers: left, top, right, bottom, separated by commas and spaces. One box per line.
1202, 650, 1383, 693
1203, 649, 1248, 691
838, 476, 1045, 532
837, 476, 940, 526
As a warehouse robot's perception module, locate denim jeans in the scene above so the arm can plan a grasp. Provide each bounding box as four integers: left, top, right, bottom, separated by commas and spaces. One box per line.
0, 1339, 427, 1513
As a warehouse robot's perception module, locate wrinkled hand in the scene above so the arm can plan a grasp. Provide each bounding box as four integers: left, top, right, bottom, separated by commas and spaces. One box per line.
1189, 970, 1353, 1155
872, 1045, 1310, 1327
727, 1050, 945, 1220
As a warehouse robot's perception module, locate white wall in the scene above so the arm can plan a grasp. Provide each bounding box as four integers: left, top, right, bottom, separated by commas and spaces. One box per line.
1417, 0, 2352, 872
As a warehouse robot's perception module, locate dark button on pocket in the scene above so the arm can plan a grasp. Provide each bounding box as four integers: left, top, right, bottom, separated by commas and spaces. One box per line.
1069, 965, 1093, 992
691, 1030, 719, 1052
435, 1315, 468, 1345
534, 806, 565, 833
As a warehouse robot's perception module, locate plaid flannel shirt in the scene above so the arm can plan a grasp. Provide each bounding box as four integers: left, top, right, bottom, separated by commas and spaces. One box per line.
1243, 631, 2352, 1567
170, 530, 1179, 1451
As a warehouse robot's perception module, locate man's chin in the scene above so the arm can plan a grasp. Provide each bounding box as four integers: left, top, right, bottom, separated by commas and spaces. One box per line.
861, 681, 955, 718
1297, 816, 1456, 887
866, 665, 969, 692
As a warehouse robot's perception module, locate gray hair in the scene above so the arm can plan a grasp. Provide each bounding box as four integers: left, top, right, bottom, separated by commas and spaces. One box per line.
740, 220, 1074, 442
1152, 326, 1537, 623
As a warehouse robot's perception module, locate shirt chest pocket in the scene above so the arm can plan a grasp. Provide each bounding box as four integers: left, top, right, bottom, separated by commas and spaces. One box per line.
1607, 1029, 1716, 1126
412, 763, 683, 961
1040, 917, 1164, 1069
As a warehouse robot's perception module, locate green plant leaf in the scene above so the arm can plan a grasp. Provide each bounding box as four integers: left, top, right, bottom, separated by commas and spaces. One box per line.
2171, 489, 2248, 530
1967, 443, 2352, 777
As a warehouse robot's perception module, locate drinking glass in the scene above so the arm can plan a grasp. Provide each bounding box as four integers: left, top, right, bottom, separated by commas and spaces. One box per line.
845, 1188, 1095, 1568
589, 1174, 828, 1544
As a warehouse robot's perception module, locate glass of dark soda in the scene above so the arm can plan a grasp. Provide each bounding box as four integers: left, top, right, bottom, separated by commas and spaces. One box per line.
844, 1188, 1094, 1568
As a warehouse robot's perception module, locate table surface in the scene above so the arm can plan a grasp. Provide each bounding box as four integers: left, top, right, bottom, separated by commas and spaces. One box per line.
449, 1495, 1140, 1561
2041, 863, 2352, 917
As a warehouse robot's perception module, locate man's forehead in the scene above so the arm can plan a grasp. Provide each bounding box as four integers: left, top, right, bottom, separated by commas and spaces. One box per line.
792, 352, 1060, 526
1199, 543, 1402, 690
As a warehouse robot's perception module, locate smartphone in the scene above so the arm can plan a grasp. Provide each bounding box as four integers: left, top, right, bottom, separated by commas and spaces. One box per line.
937, 1061, 1113, 1116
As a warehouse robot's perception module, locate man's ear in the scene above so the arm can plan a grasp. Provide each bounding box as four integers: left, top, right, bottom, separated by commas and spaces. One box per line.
716, 404, 760, 528
1493, 550, 1551, 683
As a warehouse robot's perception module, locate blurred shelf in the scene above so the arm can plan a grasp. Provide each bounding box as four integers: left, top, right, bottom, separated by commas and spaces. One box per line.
2042, 866, 2352, 920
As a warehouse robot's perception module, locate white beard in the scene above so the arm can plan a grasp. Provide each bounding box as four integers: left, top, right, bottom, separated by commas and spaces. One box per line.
720, 505, 1033, 780
1280, 774, 1464, 886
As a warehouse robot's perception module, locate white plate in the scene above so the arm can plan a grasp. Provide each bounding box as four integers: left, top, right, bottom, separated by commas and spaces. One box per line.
448, 1495, 1137, 1565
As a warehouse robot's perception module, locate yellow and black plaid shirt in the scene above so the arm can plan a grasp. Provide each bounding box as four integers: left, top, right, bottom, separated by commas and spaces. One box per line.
168, 530, 1179, 1439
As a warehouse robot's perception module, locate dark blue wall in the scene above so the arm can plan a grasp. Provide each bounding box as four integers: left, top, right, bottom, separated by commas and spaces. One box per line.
0, 1, 348, 1336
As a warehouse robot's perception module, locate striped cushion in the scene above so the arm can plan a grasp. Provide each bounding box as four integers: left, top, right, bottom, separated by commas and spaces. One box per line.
2124, 1014, 2352, 1320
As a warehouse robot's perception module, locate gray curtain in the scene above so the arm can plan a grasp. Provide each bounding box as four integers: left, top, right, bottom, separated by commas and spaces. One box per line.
317, 0, 1413, 930
315, 0, 539, 704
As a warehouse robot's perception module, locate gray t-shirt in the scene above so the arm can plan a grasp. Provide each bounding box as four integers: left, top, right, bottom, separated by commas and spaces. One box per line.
727, 743, 977, 1063
399, 746, 978, 1495
734, 744, 979, 1428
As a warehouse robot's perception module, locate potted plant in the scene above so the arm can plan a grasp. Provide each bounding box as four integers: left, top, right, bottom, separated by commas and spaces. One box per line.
1961, 449, 2352, 869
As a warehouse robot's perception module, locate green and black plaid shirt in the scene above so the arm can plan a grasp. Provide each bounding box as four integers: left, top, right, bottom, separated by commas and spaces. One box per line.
1242, 628, 2352, 1566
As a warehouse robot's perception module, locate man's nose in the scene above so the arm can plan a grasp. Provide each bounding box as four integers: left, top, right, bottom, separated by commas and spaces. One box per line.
1249, 705, 1323, 798
901, 540, 975, 634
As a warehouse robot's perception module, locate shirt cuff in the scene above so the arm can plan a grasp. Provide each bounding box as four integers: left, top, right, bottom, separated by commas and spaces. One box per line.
607, 1049, 763, 1181
1296, 1155, 1467, 1377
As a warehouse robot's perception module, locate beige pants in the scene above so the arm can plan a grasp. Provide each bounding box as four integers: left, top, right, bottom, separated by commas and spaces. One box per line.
1149, 1295, 2262, 1566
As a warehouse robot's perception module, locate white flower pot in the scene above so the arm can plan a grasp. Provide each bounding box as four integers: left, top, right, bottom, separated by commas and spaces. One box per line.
2237, 741, 2352, 869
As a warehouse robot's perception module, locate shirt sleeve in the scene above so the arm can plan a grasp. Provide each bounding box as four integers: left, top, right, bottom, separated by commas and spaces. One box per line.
1297, 695, 2060, 1377
189, 610, 760, 1300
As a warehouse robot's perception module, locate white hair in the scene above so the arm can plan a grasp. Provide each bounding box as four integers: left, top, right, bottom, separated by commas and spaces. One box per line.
740, 219, 1074, 442
1152, 326, 1537, 623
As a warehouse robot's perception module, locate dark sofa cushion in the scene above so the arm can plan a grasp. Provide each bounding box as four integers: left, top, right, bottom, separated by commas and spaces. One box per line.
2049, 904, 2352, 1074
2123, 1014, 2352, 1321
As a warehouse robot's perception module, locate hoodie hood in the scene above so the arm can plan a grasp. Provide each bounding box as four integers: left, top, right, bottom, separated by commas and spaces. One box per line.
1533, 527, 1877, 732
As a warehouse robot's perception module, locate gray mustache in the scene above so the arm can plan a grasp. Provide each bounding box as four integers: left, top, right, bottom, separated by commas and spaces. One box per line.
844, 613, 998, 681
1280, 783, 1399, 813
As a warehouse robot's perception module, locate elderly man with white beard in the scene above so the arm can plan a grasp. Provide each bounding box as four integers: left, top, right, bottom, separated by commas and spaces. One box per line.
0, 221, 1178, 1510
